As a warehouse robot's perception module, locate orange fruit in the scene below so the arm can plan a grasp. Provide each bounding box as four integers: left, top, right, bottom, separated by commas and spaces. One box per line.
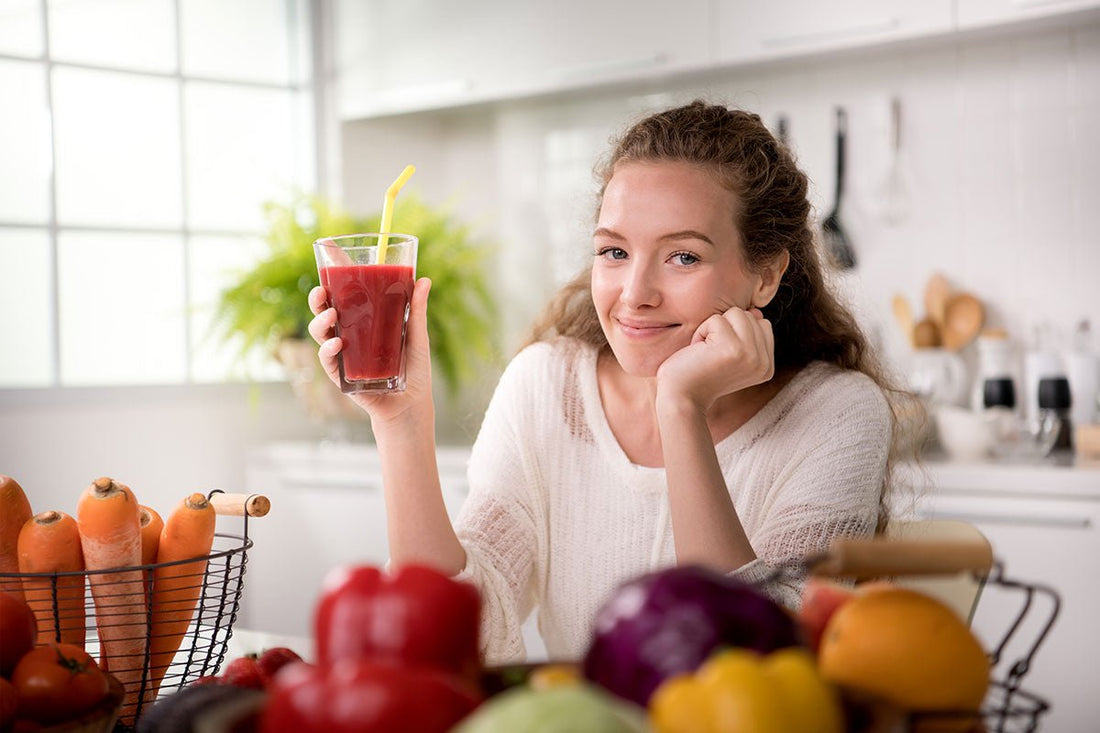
817, 586, 989, 713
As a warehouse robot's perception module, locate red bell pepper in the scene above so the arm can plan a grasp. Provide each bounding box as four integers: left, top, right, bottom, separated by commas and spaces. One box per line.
314, 564, 482, 684
260, 659, 482, 733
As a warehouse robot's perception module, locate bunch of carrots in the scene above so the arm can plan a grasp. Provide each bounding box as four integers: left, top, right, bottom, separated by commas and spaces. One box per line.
1, 473, 217, 723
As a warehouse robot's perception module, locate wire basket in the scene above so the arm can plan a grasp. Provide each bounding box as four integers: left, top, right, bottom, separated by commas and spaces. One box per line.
843, 563, 1058, 733
959, 561, 1058, 733
0, 491, 263, 732
769, 542, 1060, 733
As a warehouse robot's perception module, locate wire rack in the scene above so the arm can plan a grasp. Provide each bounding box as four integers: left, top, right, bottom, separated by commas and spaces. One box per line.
0, 504, 255, 731
766, 557, 1059, 733
924, 560, 1059, 733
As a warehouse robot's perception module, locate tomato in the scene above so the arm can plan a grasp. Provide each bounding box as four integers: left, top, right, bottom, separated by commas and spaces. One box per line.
0, 677, 17, 729
0, 592, 38, 677
11, 643, 109, 724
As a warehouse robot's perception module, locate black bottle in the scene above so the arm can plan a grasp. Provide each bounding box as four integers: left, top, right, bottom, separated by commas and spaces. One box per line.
1037, 377, 1073, 453
983, 378, 1017, 409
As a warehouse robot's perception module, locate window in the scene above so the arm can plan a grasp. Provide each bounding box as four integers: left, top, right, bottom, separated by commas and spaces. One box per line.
0, 0, 316, 387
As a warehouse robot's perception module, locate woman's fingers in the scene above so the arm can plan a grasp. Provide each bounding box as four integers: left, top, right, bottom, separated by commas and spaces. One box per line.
721, 307, 774, 381
308, 285, 329, 315
403, 278, 433, 383
317, 336, 343, 385
307, 307, 337, 345
405, 277, 432, 353
753, 311, 775, 379
744, 308, 775, 378
308, 285, 341, 385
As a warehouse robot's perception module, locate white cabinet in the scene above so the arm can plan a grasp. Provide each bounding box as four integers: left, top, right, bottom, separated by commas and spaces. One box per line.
332, 0, 1100, 119
334, 0, 514, 118
714, 0, 954, 65
956, 0, 1100, 30
333, 0, 712, 119
239, 441, 470, 636
513, 0, 712, 95
900, 463, 1100, 732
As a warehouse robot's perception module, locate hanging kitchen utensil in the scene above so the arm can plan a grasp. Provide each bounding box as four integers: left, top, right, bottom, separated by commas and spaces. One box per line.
880, 96, 910, 225
913, 318, 942, 349
924, 272, 952, 330
822, 107, 856, 269
891, 294, 915, 347
942, 292, 985, 351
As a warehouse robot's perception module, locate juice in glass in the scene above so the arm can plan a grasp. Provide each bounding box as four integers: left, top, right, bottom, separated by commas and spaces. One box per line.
313, 234, 418, 393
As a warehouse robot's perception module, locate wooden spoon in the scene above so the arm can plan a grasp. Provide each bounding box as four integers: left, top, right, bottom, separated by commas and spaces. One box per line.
924, 272, 952, 329
891, 294, 915, 346
913, 318, 941, 349
942, 293, 985, 351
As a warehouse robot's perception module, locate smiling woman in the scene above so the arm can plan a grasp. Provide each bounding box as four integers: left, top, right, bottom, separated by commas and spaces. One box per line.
0, 0, 315, 388
590, 160, 788, 384
305, 100, 904, 666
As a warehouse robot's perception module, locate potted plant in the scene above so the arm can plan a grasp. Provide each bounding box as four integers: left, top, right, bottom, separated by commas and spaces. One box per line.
213, 193, 499, 421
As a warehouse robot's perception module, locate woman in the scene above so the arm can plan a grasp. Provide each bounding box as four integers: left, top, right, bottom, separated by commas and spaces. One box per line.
308, 100, 895, 664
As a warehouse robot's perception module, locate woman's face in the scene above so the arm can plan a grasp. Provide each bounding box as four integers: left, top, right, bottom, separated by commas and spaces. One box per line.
591, 160, 765, 378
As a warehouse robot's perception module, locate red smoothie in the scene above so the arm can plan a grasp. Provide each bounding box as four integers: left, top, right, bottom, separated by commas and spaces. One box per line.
321, 263, 414, 382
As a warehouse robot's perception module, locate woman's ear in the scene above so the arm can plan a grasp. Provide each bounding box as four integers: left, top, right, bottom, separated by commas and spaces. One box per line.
751, 250, 790, 309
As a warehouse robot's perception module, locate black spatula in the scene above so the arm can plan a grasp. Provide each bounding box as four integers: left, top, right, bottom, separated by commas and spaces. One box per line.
822, 107, 856, 269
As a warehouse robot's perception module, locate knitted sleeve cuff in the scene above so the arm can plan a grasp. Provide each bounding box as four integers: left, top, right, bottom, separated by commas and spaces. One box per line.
728, 559, 805, 611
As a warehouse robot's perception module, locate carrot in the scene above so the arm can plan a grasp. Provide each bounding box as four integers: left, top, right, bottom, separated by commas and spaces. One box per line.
1, 475, 33, 600
76, 477, 146, 721
145, 492, 216, 701
18, 511, 86, 648
139, 505, 164, 612
139, 506, 164, 566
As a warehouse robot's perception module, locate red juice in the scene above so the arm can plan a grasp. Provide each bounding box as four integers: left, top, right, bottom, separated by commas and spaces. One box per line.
321, 263, 414, 383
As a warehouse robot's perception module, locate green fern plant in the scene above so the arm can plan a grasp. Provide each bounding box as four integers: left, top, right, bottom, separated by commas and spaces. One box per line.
214, 193, 499, 397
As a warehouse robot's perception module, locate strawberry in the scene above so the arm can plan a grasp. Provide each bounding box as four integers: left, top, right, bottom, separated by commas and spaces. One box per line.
190, 675, 223, 687
223, 655, 264, 691
257, 647, 303, 687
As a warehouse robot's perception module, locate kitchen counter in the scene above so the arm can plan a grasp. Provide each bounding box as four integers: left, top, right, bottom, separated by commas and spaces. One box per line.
225, 628, 314, 664
252, 440, 1100, 498
901, 454, 1100, 500
896, 454, 1099, 731
241, 440, 1097, 727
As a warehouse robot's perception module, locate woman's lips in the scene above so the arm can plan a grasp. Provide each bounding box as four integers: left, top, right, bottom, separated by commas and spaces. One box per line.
615, 317, 678, 338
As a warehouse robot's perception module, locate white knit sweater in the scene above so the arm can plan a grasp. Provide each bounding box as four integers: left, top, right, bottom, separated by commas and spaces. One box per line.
453, 338, 891, 664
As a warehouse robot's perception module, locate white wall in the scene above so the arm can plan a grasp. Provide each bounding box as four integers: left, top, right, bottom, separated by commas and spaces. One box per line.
2, 17, 1098, 523
0, 383, 337, 516
343, 19, 1100, 397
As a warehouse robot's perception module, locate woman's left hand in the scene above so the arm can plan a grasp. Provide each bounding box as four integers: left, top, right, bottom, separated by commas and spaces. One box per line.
656, 306, 775, 412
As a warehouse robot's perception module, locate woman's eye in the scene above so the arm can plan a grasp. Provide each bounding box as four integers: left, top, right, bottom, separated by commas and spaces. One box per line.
596, 247, 628, 260
671, 251, 699, 266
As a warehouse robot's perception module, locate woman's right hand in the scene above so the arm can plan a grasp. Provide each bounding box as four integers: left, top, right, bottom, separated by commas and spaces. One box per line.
307, 279, 436, 425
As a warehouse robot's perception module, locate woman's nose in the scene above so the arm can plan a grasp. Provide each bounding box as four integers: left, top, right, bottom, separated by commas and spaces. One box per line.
620, 262, 661, 308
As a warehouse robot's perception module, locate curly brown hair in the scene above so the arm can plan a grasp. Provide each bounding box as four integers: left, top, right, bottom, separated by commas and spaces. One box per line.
527, 100, 913, 529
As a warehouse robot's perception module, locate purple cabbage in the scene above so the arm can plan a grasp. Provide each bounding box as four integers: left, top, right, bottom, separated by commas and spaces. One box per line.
582, 565, 803, 706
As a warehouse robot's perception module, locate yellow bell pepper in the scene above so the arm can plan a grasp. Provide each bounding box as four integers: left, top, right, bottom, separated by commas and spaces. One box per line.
528, 663, 583, 691
649, 648, 843, 733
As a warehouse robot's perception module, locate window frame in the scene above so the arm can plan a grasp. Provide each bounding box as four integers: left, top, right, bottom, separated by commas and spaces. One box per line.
0, 0, 324, 390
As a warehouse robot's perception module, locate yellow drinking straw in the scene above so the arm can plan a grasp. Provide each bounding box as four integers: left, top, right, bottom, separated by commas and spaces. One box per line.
377, 164, 416, 263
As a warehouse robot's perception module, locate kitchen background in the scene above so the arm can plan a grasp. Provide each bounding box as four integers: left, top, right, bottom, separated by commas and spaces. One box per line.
2, 1, 1099, 729
4, 1, 1098, 496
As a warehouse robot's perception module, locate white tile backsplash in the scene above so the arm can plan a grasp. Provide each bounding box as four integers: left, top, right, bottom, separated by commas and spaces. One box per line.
341, 18, 1100, 398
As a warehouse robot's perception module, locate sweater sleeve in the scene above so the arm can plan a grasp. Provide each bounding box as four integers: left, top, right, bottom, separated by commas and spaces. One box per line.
729, 373, 892, 609
451, 347, 546, 665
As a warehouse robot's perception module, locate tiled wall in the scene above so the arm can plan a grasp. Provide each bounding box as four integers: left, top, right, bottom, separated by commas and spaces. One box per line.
342, 18, 1100, 408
